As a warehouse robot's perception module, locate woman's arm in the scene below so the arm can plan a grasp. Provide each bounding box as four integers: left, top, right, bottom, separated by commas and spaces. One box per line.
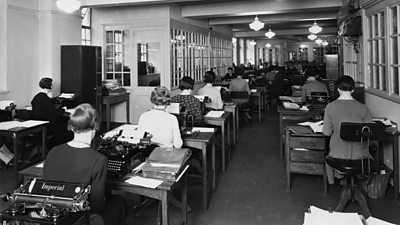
90, 156, 108, 213
171, 116, 183, 148
322, 106, 333, 136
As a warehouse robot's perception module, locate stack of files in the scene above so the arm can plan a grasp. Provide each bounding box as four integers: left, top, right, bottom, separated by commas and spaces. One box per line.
142, 147, 191, 181
205, 110, 224, 118
303, 206, 396, 225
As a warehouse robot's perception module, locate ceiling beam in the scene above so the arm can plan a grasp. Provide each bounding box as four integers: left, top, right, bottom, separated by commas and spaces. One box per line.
233, 27, 338, 38
81, 0, 203, 7
181, 0, 342, 18
209, 11, 338, 25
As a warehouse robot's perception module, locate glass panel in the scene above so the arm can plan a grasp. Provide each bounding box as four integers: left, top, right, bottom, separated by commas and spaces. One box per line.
381, 66, 386, 91
115, 73, 122, 80
393, 37, 398, 64
106, 46, 113, 58
394, 67, 399, 95
106, 31, 113, 43
138, 42, 161, 86
106, 73, 114, 80
392, 7, 398, 34
369, 65, 374, 88
380, 12, 385, 36
375, 66, 380, 89
114, 31, 122, 43
123, 74, 131, 87
368, 41, 373, 63
374, 15, 379, 37
380, 40, 385, 63
374, 40, 379, 63
368, 16, 373, 39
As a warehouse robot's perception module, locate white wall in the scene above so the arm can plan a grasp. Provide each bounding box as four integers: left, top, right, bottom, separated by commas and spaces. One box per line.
0, 0, 80, 108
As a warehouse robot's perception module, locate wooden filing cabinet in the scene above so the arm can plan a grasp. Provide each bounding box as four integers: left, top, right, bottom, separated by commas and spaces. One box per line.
284, 127, 329, 194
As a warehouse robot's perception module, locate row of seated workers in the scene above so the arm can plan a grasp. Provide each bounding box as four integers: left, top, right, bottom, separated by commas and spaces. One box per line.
0, 71, 262, 225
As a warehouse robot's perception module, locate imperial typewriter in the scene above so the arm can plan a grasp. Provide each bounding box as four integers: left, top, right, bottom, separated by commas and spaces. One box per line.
97, 130, 152, 177
0, 179, 90, 225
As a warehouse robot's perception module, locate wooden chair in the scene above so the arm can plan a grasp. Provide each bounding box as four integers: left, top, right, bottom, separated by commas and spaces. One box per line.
230, 91, 252, 124
325, 122, 385, 217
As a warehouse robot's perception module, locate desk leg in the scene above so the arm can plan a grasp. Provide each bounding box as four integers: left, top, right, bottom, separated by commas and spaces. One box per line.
236, 106, 239, 142
106, 103, 111, 131
161, 191, 168, 225
228, 118, 231, 161
126, 96, 130, 124
232, 110, 236, 147
394, 136, 399, 199
42, 127, 47, 157
258, 96, 262, 123
181, 173, 187, 225
279, 117, 284, 159
212, 142, 216, 191
13, 134, 18, 187
222, 123, 226, 173
202, 144, 208, 211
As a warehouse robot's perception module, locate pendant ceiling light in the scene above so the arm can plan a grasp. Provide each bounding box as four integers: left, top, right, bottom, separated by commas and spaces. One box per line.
308, 34, 317, 41
249, 16, 264, 31
265, 43, 271, 48
322, 40, 329, 47
309, 20, 322, 34
249, 40, 257, 46
315, 38, 323, 45
56, 0, 81, 13
264, 25, 276, 39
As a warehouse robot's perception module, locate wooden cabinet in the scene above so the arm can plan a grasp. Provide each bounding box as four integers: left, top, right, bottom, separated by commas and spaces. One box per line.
61, 45, 102, 107
284, 127, 329, 194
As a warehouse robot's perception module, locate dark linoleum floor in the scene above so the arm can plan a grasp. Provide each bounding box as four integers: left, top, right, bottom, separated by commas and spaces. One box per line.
1, 111, 400, 224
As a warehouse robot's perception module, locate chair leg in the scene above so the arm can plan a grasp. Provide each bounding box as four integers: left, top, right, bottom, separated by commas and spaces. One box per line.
354, 189, 372, 218
335, 187, 352, 212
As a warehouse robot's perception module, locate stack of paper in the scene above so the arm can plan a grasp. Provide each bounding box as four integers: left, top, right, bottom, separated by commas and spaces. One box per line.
58, 93, 75, 99
282, 102, 300, 110
298, 120, 324, 133
166, 103, 180, 114
0, 120, 49, 130
205, 110, 224, 118
304, 206, 363, 225
102, 124, 144, 144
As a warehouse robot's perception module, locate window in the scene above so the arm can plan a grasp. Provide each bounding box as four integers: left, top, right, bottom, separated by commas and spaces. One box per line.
170, 29, 232, 88
366, 11, 386, 91
390, 5, 400, 95
105, 29, 132, 87
81, 8, 91, 45
343, 41, 358, 79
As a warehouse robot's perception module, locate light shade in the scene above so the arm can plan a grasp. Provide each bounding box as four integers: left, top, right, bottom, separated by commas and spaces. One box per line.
265, 43, 271, 48
308, 21, 322, 34
265, 29, 276, 39
232, 37, 237, 44
175, 35, 186, 41
315, 38, 323, 45
308, 34, 317, 41
249, 16, 264, 31
56, 0, 81, 13
322, 40, 329, 47
249, 40, 257, 46
300, 44, 306, 49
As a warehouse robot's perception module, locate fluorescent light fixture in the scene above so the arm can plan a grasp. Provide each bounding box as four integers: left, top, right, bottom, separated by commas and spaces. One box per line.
56, 0, 81, 13
309, 20, 322, 34
315, 38, 323, 45
249, 16, 264, 31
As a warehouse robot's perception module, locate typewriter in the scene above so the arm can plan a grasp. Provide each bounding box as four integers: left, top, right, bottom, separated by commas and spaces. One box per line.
97, 131, 151, 177
0, 179, 90, 225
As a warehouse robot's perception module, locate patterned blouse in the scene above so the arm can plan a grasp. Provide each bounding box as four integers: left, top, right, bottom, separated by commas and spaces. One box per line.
171, 94, 203, 122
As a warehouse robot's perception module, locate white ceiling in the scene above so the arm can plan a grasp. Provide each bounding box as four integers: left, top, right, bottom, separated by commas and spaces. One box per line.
81, 0, 342, 42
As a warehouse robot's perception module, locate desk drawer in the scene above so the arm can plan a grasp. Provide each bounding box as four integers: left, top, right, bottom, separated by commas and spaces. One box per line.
289, 162, 324, 175
290, 150, 325, 163
289, 136, 326, 150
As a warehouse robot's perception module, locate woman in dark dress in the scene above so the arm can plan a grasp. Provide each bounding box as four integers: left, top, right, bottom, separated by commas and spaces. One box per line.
43, 103, 125, 225
31, 77, 73, 149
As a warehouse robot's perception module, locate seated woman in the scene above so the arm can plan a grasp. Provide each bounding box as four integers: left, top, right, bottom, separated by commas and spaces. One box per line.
138, 86, 183, 148
43, 103, 125, 225
31, 77, 73, 149
197, 71, 224, 110
323, 76, 372, 185
171, 77, 203, 125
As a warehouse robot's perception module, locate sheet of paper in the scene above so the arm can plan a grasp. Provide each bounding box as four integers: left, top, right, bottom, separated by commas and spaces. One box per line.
214, 86, 222, 91
298, 121, 323, 133
58, 93, 75, 99
282, 102, 300, 110
194, 95, 205, 102
192, 127, 215, 132
103, 124, 139, 139
0, 121, 23, 130
35, 162, 44, 168
366, 217, 396, 225
65, 108, 76, 114
166, 103, 180, 114
0, 100, 15, 110
251, 89, 257, 93
20, 120, 49, 128
205, 111, 224, 118
125, 176, 163, 189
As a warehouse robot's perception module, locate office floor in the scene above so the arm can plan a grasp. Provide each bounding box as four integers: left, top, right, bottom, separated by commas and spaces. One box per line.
1, 111, 400, 224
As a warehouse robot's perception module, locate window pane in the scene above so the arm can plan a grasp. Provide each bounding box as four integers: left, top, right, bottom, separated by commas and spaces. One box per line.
106, 46, 113, 58
392, 7, 398, 34
381, 66, 386, 91
374, 15, 379, 37
369, 65, 374, 87
374, 40, 379, 63
375, 66, 380, 89
115, 73, 122, 80
106, 31, 113, 43
380, 12, 385, 36
106, 59, 114, 72
392, 37, 398, 64
106, 73, 114, 80
380, 40, 385, 63
394, 67, 399, 95
368, 16, 373, 38
368, 41, 373, 63
123, 74, 131, 86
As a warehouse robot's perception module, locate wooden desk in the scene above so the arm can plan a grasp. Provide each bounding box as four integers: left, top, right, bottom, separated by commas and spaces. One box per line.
183, 131, 215, 211
284, 127, 329, 195
277, 106, 324, 158
101, 93, 130, 131
19, 163, 188, 225
250, 89, 265, 123
204, 112, 232, 172
0, 121, 48, 187
224, 104, 239, 147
